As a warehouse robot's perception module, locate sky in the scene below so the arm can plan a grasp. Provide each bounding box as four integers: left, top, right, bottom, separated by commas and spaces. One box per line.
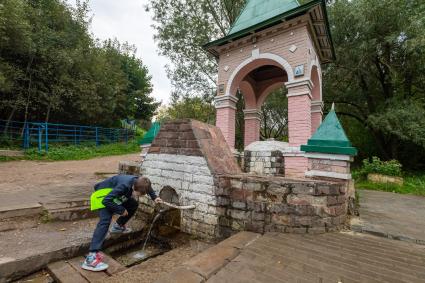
67, 0, 172, 105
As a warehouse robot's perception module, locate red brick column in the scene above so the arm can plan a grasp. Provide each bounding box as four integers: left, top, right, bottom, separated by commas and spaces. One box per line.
311, 101, 323, 134
243, 109, 261, 148
284, 79, 312, 177
215, 95, 238, 149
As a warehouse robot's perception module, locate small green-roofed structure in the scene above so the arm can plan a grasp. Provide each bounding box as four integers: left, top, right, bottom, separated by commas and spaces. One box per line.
229, 0, 300, 35
301, 108, 357, 156
139, 122, 161, 145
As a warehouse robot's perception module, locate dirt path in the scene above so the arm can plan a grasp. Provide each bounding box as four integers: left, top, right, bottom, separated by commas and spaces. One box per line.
0, 154, 140, 207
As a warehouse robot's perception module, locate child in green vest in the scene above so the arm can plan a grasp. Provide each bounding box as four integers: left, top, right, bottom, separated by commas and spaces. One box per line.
83, 175, 162, 272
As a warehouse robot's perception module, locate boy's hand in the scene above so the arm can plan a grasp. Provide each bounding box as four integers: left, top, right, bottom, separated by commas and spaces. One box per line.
155, 197, 163, 204
121, 210, 129, 217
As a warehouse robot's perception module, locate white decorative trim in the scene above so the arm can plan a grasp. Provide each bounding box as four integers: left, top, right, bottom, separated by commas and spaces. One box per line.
286, 91, 312, 98
305, 170, 352, 180
243, 109, 260, 115
305, 152, 354, 162
285, 78, 313, 90
252, 48, 260, 58
225, 53, 294, 96
243, 109, 261, 121
214, 95, 238, 110
311, 101, 323, 113
281, 146, 305, 157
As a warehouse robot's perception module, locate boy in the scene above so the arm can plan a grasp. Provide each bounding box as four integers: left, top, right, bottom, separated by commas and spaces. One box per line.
82, 174, 162, 271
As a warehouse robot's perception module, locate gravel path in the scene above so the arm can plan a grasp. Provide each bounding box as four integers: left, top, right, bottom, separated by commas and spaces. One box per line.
0, 153, 140, 207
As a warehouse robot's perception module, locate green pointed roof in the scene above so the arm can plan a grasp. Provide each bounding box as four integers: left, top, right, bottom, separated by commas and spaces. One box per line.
229, 0, 300, 35
301, 109, 357, 156
139, 122, 161, 145
204, 0, 335, 63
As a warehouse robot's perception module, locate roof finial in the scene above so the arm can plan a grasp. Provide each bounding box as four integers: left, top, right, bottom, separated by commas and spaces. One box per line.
331, 102, 335, 111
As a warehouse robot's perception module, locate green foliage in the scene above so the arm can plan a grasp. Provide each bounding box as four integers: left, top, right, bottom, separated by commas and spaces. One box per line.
22, 141, 140, 161
356, 172, 425, 197
156, 95, 215, 124
260, 88, 288, 141
0, 0, 159, 127
359, 156, 402, 177
147, 0, 245, 98
325, 0, 425, 169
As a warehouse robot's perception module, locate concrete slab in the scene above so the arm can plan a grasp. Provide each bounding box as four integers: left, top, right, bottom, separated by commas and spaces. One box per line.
0, 203, 43, 219
0, 217, 145, 282
352, 190, 425, 245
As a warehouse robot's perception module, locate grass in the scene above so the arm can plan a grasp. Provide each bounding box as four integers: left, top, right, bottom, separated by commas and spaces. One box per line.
0, 140, 140, 162
355, 172, 425, 197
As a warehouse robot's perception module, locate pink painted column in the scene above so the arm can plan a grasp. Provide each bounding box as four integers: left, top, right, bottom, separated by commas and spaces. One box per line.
215, 95, 238, 149
311, 101, 323, 134
284, 80, 312, 177
243, 109, 261, 148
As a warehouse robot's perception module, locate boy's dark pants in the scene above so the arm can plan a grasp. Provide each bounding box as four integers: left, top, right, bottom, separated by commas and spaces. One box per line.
89, 197, 139, 252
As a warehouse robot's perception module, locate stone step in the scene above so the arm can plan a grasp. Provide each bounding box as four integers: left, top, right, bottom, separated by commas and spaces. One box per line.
43, 199, 96, 222
46, 206, 96, 222
43, 199, 91, 210
0, 219, 145, 282
47, 253, 126, 283
0, 203, 43, 232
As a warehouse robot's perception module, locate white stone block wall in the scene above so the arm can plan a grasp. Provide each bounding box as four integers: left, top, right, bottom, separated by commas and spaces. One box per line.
141, 153, 222, 238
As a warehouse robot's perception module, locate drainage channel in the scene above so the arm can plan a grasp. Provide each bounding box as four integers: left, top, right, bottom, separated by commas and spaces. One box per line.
14, 205, 202, 283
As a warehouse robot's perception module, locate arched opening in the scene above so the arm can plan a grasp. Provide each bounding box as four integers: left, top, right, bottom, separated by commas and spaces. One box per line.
310, 65, 322, 134
236, 63, 288, 148
158, 186, 181, 235
259, 87, 288, 142
311, 65, 321, 101
216, 54, 294, 149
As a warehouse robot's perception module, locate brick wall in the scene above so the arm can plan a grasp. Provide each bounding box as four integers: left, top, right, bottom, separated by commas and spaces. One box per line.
215, 175, 347, 236
244, 150, 284, 176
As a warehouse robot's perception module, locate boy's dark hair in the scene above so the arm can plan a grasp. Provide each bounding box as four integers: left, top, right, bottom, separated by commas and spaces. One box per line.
134, 177, 152, 194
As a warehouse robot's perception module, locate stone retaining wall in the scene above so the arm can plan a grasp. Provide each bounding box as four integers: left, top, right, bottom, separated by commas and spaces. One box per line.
214, 175, 347, 236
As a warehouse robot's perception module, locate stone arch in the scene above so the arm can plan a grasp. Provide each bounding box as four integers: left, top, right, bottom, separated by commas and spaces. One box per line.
159, 186, 181, 229
256, 81, 286, 109
239, 80, 256, 109
309, 60, 322, 101
225, 52, 294, 98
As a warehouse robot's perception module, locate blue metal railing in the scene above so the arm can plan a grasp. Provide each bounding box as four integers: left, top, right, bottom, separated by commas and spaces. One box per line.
0, 120, 135, 152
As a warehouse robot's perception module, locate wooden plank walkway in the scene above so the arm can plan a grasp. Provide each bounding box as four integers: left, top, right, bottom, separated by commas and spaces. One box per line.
207, 232, 425, 283
47, 253, 126, 283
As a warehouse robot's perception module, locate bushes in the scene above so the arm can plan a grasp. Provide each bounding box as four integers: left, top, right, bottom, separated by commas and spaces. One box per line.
360, 156, 402, 177
0, 141, 141, 162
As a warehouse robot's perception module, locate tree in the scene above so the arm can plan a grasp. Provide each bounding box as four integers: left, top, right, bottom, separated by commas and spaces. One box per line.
0, 0, 159, 128
156, 93, 215, 124
324, 0, 425, 168
260, 88, 288, 141
147, 0, 245, 98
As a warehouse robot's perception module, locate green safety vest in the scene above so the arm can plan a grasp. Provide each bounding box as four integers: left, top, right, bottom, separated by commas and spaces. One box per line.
90, 188, 113, 211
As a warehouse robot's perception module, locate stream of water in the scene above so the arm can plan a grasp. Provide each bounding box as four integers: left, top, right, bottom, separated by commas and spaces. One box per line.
133, 210, 165, 260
